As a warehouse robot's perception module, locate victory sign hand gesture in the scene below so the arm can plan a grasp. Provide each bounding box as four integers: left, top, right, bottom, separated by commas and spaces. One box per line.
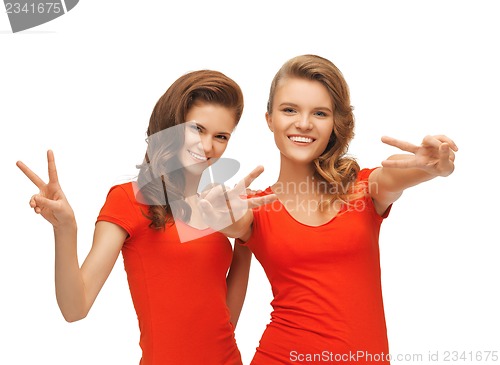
17, 150, 75, 228
381, 135, 458, 177
198, 166, 277, 232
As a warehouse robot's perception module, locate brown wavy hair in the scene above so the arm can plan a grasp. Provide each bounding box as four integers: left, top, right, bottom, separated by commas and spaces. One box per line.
267, 54, 363, 205
137, 70, 244, 229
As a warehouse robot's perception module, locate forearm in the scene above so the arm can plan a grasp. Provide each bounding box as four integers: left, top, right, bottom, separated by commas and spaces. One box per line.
226, 244, 251, 327
53, 222, 88, 322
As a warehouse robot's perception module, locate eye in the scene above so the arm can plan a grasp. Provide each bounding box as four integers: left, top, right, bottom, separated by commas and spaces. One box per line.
314, 111, 328, 117
189, 124, 203, 132
215, 135, 229, 141
282, 107, 296, 114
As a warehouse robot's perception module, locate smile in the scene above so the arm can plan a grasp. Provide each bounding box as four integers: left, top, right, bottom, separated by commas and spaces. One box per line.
288, 135, 315, 144
188, 150, 208, 161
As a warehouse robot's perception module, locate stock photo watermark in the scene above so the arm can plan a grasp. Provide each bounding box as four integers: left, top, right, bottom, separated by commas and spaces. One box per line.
289, 349, 499, 363
3, 0, 78, 32
134, 122, 382, 243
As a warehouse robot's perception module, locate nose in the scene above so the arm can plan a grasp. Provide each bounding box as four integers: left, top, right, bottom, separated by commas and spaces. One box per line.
198, 135, 213, 157
295, 114, 313, 130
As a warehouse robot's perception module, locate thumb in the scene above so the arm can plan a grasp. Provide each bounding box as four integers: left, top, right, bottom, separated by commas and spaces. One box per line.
34, 195, 59, 211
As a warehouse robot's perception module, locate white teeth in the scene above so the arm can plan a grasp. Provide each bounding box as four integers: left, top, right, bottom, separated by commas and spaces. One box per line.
289, 136, 314, 143
189, 151, 208, 161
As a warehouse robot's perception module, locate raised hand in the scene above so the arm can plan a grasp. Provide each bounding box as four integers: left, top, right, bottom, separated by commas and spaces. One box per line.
16, 150, 75, 228
380, 135, 458, 177
198, 166, 277, 232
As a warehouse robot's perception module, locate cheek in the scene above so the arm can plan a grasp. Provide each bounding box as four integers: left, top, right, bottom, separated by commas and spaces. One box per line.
271, 121, 287, 140
214, 143, 228, 157
319, 124, 335, 146
183, 132, 201, 147
274, 133, 286, 148
323, 122, 335, 138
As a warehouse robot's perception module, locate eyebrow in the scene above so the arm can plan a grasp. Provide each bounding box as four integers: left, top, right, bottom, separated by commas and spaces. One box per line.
278, 102, 333, 113
194, 122, 232, 136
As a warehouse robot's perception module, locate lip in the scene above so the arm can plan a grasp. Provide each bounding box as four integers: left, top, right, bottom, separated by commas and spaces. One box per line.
188, 150, 209, 162
287, 134, 316, 145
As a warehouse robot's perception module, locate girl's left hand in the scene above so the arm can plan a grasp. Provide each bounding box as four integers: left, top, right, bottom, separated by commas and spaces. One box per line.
380, 135, 458, 177
198, 166, 277, 232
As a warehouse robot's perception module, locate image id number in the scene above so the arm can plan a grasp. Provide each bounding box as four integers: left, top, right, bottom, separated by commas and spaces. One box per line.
5, 3, 62, 14
443, 351, 499, 362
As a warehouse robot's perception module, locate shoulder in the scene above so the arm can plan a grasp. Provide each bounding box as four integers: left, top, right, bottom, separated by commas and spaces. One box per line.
100, 182, 146, 217
346, 168, 380, 198
356, 167, 380, 183
250, 187, 276, 216
105, 182, 143, 205
355, 168, 393, 219
249, 187, 274, 198
98, 182, 146, 238
107, 181, 134, 195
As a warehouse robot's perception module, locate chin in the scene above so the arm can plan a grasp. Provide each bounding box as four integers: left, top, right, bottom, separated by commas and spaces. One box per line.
283, 151, 319, 164
183, 162, 209, 175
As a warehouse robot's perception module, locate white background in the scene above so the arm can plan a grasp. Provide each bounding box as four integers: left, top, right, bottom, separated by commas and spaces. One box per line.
1, 1, 499, 364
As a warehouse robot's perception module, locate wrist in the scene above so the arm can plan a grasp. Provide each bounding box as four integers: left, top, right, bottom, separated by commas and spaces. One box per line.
53, 218, 77, 234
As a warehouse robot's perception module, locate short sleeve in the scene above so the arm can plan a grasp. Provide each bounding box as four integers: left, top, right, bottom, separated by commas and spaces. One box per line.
96, 184, 141, 239
357, 167, 378, 182
357, 167, 392, 219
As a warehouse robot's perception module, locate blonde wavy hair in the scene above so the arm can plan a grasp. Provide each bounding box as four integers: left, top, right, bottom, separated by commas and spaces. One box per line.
267, 55, 365, 207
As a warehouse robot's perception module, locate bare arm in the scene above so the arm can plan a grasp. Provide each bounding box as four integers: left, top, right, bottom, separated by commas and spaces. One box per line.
17, 151, 126, 322
369, 135, 458, 215
54, 221, 126, 322
226, 242, 252, 327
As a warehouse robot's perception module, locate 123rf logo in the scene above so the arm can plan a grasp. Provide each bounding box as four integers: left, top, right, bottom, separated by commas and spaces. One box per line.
3, 0, 78, 33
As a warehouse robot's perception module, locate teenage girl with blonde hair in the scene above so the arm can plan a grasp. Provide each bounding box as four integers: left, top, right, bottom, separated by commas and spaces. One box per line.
201, 55, 458, 364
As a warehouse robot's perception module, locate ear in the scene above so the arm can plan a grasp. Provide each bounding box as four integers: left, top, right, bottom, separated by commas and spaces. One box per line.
265, 112, 274, 132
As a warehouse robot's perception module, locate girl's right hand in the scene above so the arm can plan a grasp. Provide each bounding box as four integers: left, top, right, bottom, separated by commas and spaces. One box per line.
17, 150, 76, 229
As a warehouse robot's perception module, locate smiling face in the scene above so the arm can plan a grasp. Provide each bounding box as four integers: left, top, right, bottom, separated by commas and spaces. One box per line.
266, 77, 335, 166
179, 102, 236, 175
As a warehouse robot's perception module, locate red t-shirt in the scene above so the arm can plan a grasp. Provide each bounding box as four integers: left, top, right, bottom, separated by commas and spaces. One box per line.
243, 168, 391, 364
97, 182, 242, 365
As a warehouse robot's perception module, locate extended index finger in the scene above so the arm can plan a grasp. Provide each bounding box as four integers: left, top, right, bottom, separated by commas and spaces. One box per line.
381, 136, 419, 154
16, 160, 46, 189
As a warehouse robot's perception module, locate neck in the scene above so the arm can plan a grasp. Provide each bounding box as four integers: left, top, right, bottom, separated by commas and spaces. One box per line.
183, 171, 201, 197
274, 155, 317, 196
